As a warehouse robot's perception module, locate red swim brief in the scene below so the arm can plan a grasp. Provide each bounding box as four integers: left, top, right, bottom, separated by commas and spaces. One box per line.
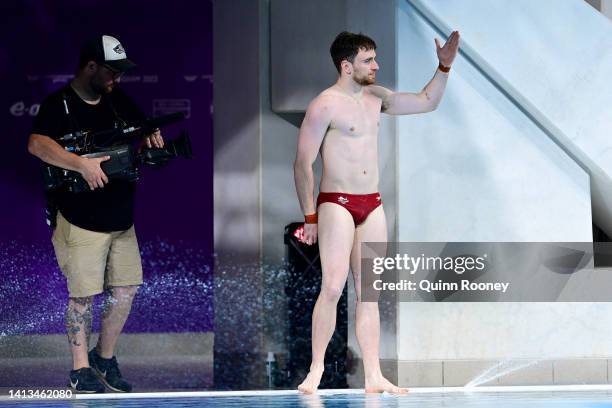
316, 192, 382, 226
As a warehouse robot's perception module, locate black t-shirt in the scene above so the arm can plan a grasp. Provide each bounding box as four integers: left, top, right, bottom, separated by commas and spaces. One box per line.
31, 85, 145, 232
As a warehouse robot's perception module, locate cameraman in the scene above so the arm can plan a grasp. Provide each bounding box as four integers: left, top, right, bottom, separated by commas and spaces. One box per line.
27, 35, 163, 393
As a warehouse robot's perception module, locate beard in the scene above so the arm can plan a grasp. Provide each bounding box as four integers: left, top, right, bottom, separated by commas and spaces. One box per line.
90, 77, 114, 94
353, 72, 376, 86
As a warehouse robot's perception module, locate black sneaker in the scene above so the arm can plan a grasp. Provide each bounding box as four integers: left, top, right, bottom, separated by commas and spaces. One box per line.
89, 349, 133, 392
68, 367, 105, 393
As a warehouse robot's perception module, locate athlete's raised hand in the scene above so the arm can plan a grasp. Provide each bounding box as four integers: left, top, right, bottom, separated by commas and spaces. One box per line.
435, 30, 460, 68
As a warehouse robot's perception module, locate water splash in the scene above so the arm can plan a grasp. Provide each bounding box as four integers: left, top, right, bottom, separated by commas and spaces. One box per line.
464, 359, 541, 388
0, 238, 213, 342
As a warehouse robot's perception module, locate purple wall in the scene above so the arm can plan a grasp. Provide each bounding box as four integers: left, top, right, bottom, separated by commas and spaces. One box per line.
0, 1, 213, 334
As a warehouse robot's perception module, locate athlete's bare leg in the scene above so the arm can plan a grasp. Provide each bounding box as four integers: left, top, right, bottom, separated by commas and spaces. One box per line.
298, 203, 355, 394
350, 206, 408, 394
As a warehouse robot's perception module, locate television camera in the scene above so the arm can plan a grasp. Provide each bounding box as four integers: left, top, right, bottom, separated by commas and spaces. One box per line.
43, 112, 192, 193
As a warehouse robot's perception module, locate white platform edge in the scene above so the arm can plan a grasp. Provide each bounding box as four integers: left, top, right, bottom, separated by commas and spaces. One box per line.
2, 385, 611, 401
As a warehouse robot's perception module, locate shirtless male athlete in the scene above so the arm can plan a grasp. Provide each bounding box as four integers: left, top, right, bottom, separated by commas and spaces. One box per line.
293, 30, 460, 394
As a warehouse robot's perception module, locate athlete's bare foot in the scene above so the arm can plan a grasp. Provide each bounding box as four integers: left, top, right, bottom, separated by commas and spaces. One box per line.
365, 375, 408, 394
298, 366, 324, 394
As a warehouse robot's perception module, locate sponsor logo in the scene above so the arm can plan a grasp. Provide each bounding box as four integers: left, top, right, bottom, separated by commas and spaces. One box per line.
10, 101, 40, 117
338, 196, 349, 204
119, 75, 141, 83
45, 74, 73, 83
142, 75, 159, 84
25, 74, 74, 83
183, 74, 213, 83
153, 99, 191, 119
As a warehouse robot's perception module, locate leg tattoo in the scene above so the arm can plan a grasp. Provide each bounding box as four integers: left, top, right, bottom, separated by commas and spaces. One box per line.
65, 297, 93, 347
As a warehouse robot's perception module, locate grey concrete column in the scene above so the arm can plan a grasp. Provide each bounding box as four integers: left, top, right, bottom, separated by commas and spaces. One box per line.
602, 0, 612, 19
213, 0, 266, 389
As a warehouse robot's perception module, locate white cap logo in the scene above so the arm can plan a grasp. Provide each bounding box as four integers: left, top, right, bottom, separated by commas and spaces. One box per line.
102, 35, 128, 61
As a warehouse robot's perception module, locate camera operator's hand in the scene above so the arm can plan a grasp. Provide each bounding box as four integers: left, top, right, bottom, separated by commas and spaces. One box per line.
78, 156, 110, 190
143, 129, 164, 149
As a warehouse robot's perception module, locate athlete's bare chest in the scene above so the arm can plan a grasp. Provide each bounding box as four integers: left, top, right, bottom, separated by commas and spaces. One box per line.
329, 96, 381, 138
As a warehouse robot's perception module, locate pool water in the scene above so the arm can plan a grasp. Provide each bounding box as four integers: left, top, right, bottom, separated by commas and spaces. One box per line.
2, 390, 612, 408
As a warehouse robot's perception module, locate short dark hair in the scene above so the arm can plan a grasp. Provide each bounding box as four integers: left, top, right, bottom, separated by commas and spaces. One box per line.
78, 54, 95, 70
330, 31, 377, 73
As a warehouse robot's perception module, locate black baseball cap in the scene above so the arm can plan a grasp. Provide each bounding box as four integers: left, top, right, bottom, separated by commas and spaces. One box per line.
79, 35, 136, 72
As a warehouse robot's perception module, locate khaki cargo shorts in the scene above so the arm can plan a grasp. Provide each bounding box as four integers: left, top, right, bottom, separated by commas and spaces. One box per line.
52, 212, 143, 298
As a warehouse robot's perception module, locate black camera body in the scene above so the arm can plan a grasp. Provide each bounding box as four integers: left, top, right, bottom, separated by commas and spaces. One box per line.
44, 144, 136, 192
44, 113, 191, 193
